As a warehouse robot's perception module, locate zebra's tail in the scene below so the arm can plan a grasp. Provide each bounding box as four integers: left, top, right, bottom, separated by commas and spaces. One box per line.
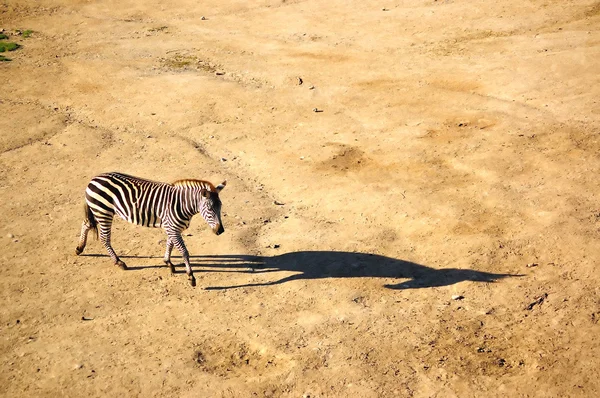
84, 202, 98, 239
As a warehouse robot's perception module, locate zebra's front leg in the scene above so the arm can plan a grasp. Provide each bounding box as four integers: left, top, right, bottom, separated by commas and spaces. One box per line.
168, 232, 195, 286
99, 222, 127, 270
163, 237, 176, 274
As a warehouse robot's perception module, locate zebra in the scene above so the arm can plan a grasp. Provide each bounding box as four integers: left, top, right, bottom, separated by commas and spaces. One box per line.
75, 172, 226, 286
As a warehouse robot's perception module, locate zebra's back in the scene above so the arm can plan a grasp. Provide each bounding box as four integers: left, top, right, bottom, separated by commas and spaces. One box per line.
85, 172, 172, 227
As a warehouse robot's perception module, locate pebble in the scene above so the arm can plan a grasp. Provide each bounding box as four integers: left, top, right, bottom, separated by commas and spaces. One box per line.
7, 233, 14, 238
526, 263, 538, 268
451, 295, 464, 300
220, 157, 227, 162
273, 200, 285, 205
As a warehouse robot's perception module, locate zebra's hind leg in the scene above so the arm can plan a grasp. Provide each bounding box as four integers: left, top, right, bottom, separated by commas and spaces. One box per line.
75, 221, 91, 255
98, 218, 127, 270
168, 232, 195, 286
163, 237, 176, 274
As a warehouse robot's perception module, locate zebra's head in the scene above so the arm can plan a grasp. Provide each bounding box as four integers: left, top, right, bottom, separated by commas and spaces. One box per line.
200, 181, 226, 235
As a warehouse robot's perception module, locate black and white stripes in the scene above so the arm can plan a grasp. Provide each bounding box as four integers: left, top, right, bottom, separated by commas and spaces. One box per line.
76, 172, 226, 286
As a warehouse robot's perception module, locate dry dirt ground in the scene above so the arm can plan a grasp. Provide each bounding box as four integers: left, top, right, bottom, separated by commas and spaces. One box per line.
1, 0, 599, 396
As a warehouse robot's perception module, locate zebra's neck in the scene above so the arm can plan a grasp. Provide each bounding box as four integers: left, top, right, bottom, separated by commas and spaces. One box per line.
172, 181, 212, 220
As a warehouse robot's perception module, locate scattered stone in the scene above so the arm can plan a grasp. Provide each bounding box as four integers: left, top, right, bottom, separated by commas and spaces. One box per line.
451, 295, 464, 301
526, 262, 538, 268
312, 107, 323, 112
309, 85, 315, 90
81, 316, 94, 321
273, 200, 285, 205
300, 156, 305, 160
74, 363, 84, 370
526, 293, 548, 310
220, 157, 227, 162
6, 233, 14, 238
298, 77, 303, 85
497, 358, 506, 367
273, 244, 280, 249
215, 71, 225, 76
201, 16, 206, 20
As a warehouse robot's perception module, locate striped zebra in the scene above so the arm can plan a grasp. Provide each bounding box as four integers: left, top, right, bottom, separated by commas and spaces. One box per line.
75, 172, 226, 286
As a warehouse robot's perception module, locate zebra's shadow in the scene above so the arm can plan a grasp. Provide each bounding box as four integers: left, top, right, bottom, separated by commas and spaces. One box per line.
82, 251, 520, 289
185, 251, 520, 290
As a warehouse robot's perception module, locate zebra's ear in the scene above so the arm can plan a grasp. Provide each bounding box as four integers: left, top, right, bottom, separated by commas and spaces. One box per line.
216, 180, 226, 193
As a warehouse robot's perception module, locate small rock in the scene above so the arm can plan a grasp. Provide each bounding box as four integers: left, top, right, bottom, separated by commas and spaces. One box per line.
451, 295, 464, 301
220, 157, 227, 162
526, 263, 538, 268
201, 16, 206, 20
273, 244, 280, 249
215, 71, 225, 76
74, 363, 84, 370
273, 200, 285, 206
308, 85, 315, 90
6, 233, 14, 238
300, 156, 305, 160
298, 77, 303, 85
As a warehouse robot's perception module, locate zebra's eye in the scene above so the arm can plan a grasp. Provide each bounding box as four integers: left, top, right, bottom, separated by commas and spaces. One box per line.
201, 189, 210, 198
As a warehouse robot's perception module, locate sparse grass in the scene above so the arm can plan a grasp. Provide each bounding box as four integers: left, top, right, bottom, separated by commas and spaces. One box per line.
148, 26, 168, 32
0, 34, 8, 40
162, 54, 196, 69
0, 42, 20, 52
0, 55, 11, 62
22, 30, 34, 38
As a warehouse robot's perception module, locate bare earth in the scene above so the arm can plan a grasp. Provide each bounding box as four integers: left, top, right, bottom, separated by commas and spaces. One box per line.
1, 0, 599, 396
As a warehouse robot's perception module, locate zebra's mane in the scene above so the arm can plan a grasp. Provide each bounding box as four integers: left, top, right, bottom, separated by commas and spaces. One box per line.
171, 179, 216, 191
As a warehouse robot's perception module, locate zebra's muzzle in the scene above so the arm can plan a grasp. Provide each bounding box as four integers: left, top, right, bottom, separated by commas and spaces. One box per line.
213, 224, 224, 235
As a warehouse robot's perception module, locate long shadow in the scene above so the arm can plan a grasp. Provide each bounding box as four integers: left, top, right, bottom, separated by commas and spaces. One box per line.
82, 251, 520, 290
186, 251, 520, 290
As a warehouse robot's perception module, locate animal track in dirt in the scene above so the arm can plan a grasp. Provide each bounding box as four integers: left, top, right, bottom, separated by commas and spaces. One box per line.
0, 100, 68, 153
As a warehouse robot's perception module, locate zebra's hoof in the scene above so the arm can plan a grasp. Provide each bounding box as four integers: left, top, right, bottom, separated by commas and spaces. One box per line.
116, 260, 128, 270
189, 276, 196, 287
165, 261, 175, 274
75, 247, 83, 255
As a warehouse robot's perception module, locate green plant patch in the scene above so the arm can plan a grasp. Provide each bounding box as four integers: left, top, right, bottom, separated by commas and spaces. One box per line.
0, 34, 8, 40
0, 42, 20, 52
22, 30, 34, 38
0, 55, 11, 62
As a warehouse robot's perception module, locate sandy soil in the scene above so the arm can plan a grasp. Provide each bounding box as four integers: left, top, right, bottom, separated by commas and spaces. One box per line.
1, 0, 599, 396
